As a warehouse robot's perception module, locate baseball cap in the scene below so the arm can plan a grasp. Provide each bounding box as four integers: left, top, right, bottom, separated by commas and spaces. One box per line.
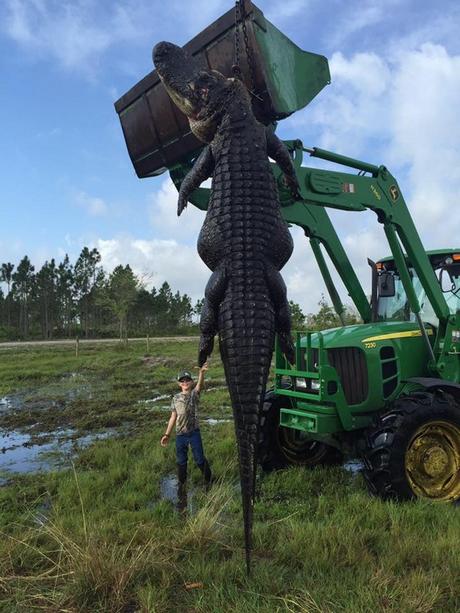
177, 370, 193, 381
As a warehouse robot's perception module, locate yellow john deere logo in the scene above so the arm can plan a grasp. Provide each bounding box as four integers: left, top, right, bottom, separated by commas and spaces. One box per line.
362, 329, 433, 343
370, 184, 381, 201
389, 185, 399, 201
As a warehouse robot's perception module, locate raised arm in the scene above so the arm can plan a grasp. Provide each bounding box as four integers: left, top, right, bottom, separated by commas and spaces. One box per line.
194, 361, 208, 394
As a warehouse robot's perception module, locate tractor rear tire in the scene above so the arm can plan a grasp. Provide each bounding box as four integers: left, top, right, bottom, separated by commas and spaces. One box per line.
362, 391, 460, 501
259, 389, 343, 472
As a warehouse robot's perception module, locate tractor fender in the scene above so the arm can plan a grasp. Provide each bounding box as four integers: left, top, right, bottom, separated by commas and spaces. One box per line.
407, 377, 460, 402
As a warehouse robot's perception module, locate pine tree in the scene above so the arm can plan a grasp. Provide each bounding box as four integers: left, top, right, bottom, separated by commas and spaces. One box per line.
0, 262, 14, 328
35, 259, 58, 338
12, 256, 35, 338
74, 247, 102, 338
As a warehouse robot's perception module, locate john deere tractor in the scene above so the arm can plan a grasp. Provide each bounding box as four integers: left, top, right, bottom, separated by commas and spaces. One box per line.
115, 0, 460, 502
258, 143, 460, 503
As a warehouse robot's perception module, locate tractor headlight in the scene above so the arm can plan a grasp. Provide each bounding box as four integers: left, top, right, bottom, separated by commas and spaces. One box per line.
311, 379, 321, 391
295, 378, 307, 389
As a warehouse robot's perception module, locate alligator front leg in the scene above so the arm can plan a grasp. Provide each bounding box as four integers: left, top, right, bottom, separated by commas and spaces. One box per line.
266, 130, 301, 201
177, 146, 214, 216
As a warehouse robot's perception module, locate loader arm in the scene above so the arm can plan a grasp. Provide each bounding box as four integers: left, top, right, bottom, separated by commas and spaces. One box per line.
169, 148, 373, 324
170, 140, 453, 375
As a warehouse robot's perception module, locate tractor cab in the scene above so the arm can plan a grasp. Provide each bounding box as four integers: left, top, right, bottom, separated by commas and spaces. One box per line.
376, 250, 460, 328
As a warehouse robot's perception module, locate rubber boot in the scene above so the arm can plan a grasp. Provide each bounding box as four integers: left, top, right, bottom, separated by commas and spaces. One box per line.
177, 463, 187, 485
198, 459, 212, 486
177, 463, 188, 514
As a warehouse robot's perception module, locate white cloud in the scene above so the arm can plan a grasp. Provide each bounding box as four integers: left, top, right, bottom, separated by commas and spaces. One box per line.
387, 43, 460, 245
94, 234, 209, 303
265, 0, 313, 22
75, 191, 108, 217
286, 42, 460, 249
1, 0, 232, 76
287, 50, 392, 157
148, 177, 206, 241
327, 0, 393, 48
280, 220, 388, 316
1, 0, 159, 76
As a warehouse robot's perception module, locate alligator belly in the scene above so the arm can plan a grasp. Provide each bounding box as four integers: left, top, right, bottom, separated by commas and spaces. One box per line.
198, 193, 293, 272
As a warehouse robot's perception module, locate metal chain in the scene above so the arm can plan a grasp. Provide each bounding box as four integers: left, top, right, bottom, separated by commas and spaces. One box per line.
232, 1, 242, 79
233, 1, 262, 101
240, 2, 257, 97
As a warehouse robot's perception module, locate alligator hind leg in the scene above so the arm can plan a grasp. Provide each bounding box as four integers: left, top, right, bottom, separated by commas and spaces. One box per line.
199, 263, 227, 366
266, 263, 295, 364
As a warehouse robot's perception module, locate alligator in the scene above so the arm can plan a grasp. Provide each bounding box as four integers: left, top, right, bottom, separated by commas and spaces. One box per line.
153, 41, 299, 572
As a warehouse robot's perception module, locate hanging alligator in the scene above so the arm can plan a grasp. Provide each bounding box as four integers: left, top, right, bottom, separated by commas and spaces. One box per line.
153, 41, 299, 572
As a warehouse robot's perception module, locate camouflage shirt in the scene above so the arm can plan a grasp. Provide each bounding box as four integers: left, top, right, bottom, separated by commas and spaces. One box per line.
171, 388, 200, 434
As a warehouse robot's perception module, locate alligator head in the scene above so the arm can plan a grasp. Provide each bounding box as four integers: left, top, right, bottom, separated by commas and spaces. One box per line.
153, 41, 242, 143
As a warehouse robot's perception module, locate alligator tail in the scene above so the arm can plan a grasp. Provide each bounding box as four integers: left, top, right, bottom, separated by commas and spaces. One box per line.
199, 261, 293, 572
217, 265, 276, 573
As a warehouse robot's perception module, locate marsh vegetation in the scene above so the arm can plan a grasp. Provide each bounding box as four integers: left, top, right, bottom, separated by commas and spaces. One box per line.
0, 341, 459, 611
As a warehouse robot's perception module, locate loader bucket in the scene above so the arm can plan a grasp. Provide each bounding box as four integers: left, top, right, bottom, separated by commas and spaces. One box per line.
114, 0, 330, 178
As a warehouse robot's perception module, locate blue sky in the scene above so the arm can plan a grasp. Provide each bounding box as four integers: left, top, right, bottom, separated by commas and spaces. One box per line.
1, 0, 460, 313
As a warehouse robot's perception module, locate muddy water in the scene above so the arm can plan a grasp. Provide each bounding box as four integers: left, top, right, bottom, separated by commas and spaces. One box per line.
343, 459, 364, 474
0, 374, 114, 478
0, 428, 115, 475
158, 473, 197, 514
203, 418, 232, 426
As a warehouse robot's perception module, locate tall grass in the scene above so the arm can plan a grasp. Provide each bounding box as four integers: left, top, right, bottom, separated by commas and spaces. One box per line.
0, 344, 459, 611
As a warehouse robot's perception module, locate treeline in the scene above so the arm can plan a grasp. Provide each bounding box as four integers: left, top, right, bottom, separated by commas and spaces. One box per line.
0, 250, 360, 341
0, 248, 198, 341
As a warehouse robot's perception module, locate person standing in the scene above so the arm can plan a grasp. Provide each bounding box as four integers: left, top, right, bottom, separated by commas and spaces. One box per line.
160, 362, 212, 487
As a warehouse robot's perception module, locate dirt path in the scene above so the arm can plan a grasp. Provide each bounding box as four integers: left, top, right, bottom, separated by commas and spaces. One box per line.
0, 336, 199, 349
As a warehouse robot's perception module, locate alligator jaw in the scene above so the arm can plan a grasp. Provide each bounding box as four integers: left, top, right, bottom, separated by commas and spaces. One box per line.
153, 41, 202, 118
153, 41, 233, 143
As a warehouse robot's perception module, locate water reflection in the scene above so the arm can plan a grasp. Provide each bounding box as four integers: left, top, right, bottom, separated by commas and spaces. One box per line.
159, 473, 195, 514
0, 428, 115, 476
343, 459, 364, 474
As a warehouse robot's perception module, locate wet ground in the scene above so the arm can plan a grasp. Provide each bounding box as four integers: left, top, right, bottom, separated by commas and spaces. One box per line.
0, 369, 363, 484
0, 428, 115, 475
0, 374, 119, 477
0, 370, 232, 480
158, 473, 197, 514
343, 459, 364, 474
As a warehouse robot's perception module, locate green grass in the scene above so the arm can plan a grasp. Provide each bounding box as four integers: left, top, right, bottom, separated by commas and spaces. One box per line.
0, 341, 459, 611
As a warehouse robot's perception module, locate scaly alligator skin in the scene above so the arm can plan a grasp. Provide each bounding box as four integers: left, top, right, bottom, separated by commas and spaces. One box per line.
154, 42, 298, 572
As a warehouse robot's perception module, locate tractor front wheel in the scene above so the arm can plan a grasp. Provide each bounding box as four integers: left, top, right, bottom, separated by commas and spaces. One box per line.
363, 391, 460, 501
258, 390, 342, 471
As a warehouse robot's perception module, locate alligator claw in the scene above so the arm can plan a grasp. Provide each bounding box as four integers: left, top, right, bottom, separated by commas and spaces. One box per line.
177, 199, 187, 216
198, 334, 214, 366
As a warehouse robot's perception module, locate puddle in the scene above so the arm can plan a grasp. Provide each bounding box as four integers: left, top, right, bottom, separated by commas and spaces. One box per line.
203, 418, 232, 426
0, 374, 106, 416
0, 428, 115, 477
139, 394, 171, 405
33, 497, 52, 527
157, 473, 197, 514
343, 459, 364, 475
0, 373, 118, 480
0, 394, 28, 413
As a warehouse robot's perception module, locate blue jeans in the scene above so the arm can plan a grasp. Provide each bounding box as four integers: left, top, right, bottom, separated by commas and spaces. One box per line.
175, 429, 205, 466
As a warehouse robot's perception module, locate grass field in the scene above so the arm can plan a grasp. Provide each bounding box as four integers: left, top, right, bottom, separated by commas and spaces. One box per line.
0, 341, 459, 612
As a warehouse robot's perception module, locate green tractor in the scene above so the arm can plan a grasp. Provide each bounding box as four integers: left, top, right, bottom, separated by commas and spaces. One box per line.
115, 1, 460, 502
259, 143, 460, 503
